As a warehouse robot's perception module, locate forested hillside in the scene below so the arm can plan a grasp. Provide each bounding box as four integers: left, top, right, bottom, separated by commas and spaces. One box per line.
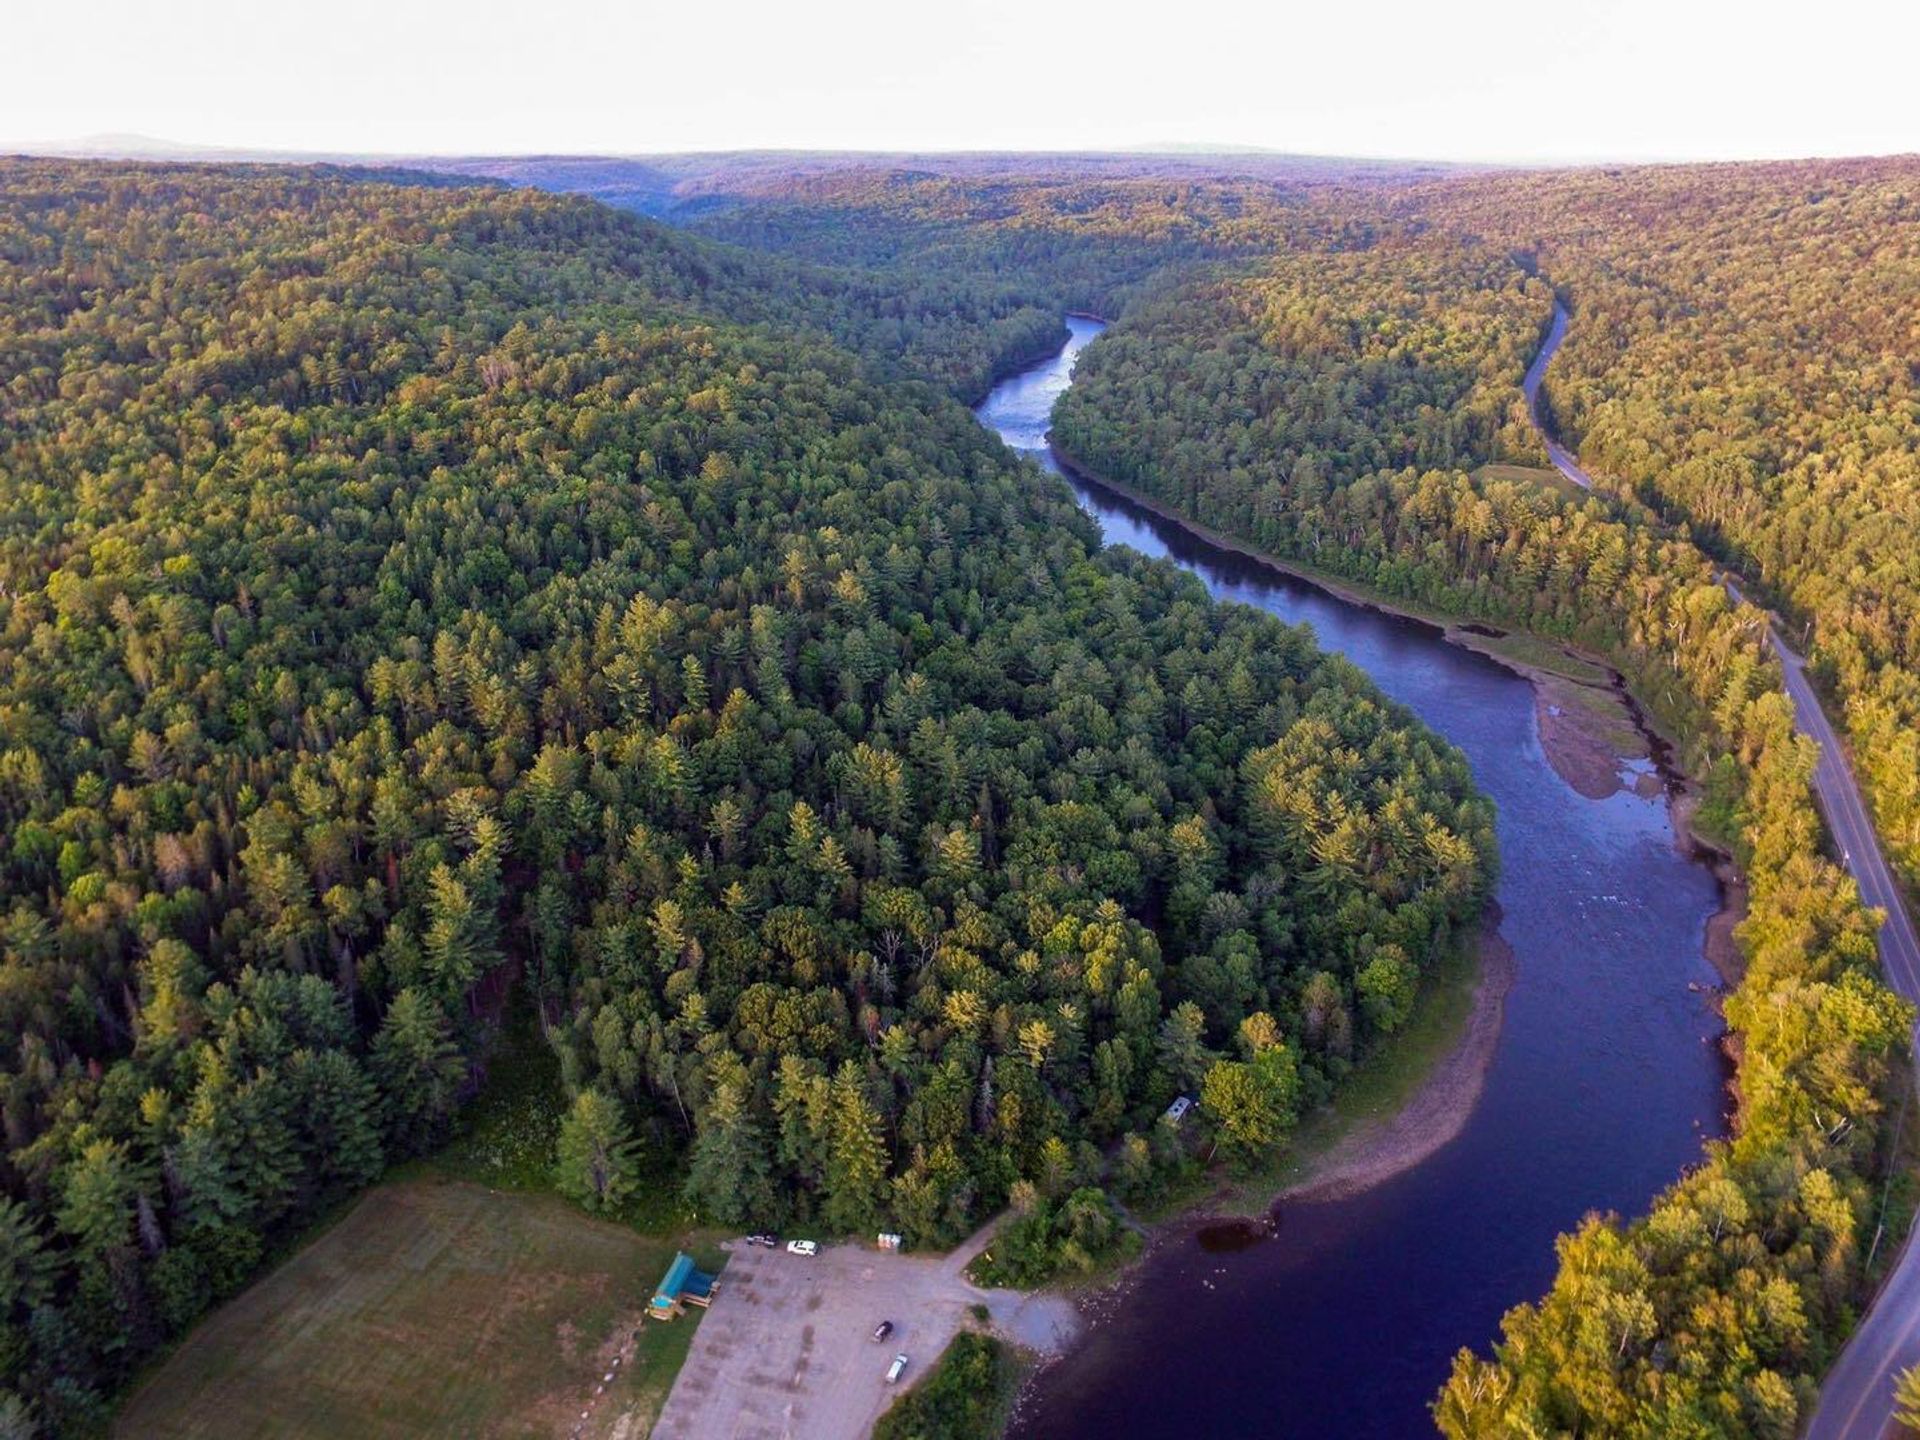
7, 146, 1916, 1439
1403, 160, 1920, 895
680, 168, 1364, 398
0, 161, 1494, 1431
684, 157, 1920, 1436
1030, 192, 1915, 1439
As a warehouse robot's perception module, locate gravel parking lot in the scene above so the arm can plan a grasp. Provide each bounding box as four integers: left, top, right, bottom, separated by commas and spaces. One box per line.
649, 1229, 1076, 1440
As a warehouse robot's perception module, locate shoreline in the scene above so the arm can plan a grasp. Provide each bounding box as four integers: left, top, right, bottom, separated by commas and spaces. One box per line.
1022, 927, 1519, 1407
959, 313, 1108, 410
991, 362, 1746, 1432
960, 324, 1078, 408
1278, 921, 1517, 1205
1034, 438, 1745, 1211
1049, 439, 1748, 989
997, 441, 1751, 1405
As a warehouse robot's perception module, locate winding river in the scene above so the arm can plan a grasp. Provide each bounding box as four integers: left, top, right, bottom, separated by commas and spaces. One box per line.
980, 318, 1730, 1438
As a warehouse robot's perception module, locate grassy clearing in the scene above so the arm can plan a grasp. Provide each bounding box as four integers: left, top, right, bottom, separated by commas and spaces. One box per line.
1465, 628, 1615, 689
120, 1012, 719, 1439
429, 1005, 699, 1235
1473, 461, 1591, 505
1536, 669, 1647, 758
115, 1177, 724, 1440
432, 1007, 567, 1193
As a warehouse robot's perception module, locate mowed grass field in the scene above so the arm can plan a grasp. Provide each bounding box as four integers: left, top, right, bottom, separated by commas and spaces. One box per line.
117, 1177, 716, 1440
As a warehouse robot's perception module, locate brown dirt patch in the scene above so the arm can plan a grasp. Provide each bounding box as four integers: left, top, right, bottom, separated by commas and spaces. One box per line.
1535, 673, 1647, 800
1670, 789, 1748, 987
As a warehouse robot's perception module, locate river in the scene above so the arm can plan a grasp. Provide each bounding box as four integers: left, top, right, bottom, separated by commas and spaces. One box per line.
980, 317, 1730, 1439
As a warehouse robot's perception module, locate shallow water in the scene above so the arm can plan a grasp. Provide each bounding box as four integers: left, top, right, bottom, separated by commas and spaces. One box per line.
983, 318, 1728, 1439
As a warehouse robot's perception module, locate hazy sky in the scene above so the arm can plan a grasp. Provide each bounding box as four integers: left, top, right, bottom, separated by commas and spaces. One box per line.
6, 0, 1917, 162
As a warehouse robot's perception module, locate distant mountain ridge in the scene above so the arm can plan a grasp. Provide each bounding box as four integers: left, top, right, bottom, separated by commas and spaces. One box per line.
2, 136, 1484, 220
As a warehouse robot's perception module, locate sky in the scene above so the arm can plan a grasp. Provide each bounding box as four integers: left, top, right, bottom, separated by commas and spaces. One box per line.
5, 0, 1918, 163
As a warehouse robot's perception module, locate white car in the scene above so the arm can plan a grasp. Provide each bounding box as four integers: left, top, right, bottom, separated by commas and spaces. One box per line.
886, 1353, 909, 1383
786, 1239, 818, 1257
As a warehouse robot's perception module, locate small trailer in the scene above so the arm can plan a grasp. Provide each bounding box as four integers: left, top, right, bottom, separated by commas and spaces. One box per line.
648, 1252, 719, 1321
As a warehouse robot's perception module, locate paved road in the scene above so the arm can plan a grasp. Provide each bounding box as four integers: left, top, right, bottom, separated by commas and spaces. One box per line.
1521, 302, 1592, 491
1766, 605, 1920, 1440
1524, 313, 1920, 1440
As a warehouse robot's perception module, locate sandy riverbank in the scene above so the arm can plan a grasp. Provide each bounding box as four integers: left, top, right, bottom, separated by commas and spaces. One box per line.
1671, 789, 1749, 986
1279, 925, 1517, 1204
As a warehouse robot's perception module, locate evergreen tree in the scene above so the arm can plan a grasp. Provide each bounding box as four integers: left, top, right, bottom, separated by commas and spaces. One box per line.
555, 1091, 642, 1214
685, 1072, 780, 1227
821, 1064, 888, 1235
286, 1050, 384, 1197
370, 989, 467, 1154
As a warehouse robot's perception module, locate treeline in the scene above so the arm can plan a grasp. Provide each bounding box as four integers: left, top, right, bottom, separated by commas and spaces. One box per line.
1020, 198, 1915, 1436
1398, 158, 1920, 901
0, 161, 1493, 1431
1049, 245, 1774, 754
690, 155, 1920, 1430
683, 171, 1349, 392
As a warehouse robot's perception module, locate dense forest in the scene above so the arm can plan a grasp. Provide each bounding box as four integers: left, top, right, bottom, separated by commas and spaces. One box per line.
1023, 206, 1914, 1437
0, 161, 1495, 1431
1039, 191, 1913, 1440
4, 147, 1917, 1438
679, 158, 1920, 1435
712, 153, 1920, 904
1398, 160, 1920, 1438
1403, 161, 1920, 898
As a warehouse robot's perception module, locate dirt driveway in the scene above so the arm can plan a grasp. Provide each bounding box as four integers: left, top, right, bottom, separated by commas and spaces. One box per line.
649, 1227, 1076, 1440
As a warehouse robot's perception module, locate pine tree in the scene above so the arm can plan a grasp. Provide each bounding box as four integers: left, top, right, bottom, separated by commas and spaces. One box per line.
0, 1199, 57, 1342
56, 1142, 138, 1263
370, 989, 467, 1154
422, 864, 484, 996
555, 1090, 642, 1214
685, 1074, 779, 1227
773, 1055, 831, 1191
1155, 1001, 1214, 1093
822, 1064, 888, 1234
287, 1049, 383, 1196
